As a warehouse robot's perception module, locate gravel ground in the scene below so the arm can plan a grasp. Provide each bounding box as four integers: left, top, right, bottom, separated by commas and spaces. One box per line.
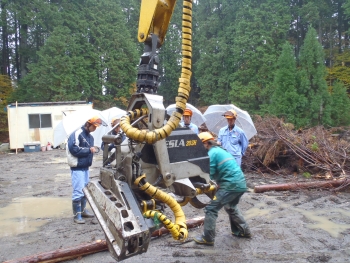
0, 149, 350, 263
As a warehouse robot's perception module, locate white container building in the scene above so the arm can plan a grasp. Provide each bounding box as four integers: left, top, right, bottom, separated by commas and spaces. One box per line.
7, 101, 93, 150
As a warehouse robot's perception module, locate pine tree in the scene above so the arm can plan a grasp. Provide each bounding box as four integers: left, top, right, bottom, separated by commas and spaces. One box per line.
298, 26, 332, 127
270, 42, 305, 124
329, 81, 350, 126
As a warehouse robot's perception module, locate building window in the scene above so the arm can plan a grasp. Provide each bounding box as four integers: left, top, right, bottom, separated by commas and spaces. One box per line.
28, 114, 52, 128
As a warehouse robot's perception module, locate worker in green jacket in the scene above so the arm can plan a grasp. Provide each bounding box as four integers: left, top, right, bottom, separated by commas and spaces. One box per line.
193, 132, 251, 246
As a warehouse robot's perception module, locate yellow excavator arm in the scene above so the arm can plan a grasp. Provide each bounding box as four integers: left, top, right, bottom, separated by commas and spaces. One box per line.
138, 0, 177, 46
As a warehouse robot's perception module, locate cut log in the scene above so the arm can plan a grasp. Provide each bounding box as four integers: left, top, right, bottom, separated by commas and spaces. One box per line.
3, 216, 205, 263
3, 239, 108, 263
254, 178, 350, 193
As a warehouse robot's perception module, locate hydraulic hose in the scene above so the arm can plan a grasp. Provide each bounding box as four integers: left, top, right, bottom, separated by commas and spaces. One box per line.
120, 0, 193, 144
178, 185, 217, 207
134, 174, 188, 240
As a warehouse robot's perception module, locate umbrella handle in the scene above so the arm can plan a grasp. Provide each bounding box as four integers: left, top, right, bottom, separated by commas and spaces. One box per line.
93, 146, 101, 154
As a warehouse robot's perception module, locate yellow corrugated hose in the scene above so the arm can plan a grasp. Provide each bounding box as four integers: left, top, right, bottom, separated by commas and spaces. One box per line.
120, 0, 193, 144
177, 185, 217, 206
134, 174, 188, 240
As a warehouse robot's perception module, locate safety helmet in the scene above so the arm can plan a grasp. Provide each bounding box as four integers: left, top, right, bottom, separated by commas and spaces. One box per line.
222, 109, 237, 119
183, 109, 193, 117
198, 132, 214, 143
88, 116, 102, 127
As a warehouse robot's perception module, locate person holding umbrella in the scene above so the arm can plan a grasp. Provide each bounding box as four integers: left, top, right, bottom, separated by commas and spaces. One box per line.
67, 116, 102, 224
180, 108, 199, 134
217, 109, 248, 166
193, 132, 251, 246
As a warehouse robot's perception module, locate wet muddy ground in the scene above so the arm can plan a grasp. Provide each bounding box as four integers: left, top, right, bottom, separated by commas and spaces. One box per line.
0, 149, 350, 263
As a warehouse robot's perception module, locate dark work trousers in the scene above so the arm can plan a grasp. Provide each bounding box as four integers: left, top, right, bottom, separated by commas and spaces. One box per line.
203, 189, 250, 242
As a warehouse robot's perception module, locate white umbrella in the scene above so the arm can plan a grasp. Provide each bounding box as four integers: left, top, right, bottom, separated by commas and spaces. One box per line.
53, 109, 108, 148
166, 103, 206, 127
91, 107, 126, 147
204, 104, 257, 140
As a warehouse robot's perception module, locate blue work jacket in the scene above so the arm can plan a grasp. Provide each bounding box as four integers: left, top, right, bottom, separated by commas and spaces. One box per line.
180, 121, 199, 134
217, 125, 248, 161
67, 127, 94, 170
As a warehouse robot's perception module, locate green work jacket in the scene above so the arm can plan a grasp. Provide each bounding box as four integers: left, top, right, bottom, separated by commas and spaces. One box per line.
208, 146, 247, 192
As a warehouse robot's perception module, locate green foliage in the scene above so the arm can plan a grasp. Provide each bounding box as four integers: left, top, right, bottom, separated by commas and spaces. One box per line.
343, 0, 350, 18
302, 172, 312, 179
270, 42, 305, 124
310, 142, 319, 152
0, 75, 12, 141
297, 26, 332, 127
326, 50, 350, 91
0, 75, 13, 108
228, 0, 291, 114
329, 81, 350, 126
193, 0, 237, 105
2, 0, 350, 129
10, 0, 139, 108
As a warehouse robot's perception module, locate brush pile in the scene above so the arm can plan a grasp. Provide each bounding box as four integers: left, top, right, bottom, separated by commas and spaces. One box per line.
243, 116, 350, 180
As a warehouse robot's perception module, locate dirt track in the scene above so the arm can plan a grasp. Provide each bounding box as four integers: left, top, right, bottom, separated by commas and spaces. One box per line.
0, 149, 350, 263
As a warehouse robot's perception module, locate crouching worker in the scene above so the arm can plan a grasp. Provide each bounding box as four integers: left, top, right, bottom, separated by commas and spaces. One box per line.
194, 132, 251, 245
101, 118, 126, 166
67, 117, 102, 224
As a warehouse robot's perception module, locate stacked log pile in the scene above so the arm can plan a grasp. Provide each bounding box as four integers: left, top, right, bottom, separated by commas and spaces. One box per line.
243, 117, 350, 190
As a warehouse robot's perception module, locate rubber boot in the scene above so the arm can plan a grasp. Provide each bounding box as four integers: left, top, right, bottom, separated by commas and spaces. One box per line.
72, 200, 85, 224
193, 235, 214, 246
225, 206, 251, 238
81, 196, 94, 218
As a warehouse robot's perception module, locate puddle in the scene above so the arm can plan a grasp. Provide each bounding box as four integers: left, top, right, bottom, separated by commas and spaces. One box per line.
295, 208, 350, 238
0, 197, 71, 237
245, 197, 350, 238
244, 206, 271, 220
0, 181, 11, 187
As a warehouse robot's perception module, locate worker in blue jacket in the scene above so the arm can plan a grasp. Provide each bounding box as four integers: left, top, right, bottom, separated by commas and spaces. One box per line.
193, 132, 251, 246
217, 109, 248, 166
67, 116, 102, 224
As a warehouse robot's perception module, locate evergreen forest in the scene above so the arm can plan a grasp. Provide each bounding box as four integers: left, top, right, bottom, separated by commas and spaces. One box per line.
1, 0, 350, 128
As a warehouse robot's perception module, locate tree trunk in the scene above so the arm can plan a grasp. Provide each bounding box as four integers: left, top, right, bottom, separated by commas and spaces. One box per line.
337, 1, 343, 53
254, 179, 350, 193
19, 23, 28, 79
3, 240, 108, 263
14, 12, 20, 80
3, 217, 205, 263
1, 1, 10, 76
